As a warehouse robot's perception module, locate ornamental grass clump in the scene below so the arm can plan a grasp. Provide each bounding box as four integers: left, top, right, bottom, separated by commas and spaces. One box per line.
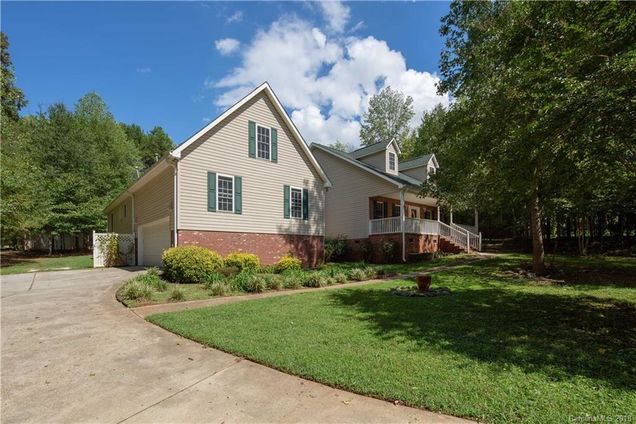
303, 273, 327, 288
333, 272, 348, 284
162, 246, 222, 284
209, 281, 230, 297
349, 268, 367, 281
119, 279, 153, 301
168, 286, 185, 302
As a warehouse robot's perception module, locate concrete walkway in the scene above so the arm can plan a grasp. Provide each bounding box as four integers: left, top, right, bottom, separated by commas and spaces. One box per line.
1, 267, 472, 423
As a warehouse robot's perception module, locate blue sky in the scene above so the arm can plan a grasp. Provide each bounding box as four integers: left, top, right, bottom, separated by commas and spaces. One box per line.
3, 1, 450, 147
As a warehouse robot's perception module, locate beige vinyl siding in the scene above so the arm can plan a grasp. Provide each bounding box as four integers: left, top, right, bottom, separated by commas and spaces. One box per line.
135, 167, 174, 230
402, 167, 427, 181
110, 197, 133, 233
178, 92, 324, 236
359, 150, 386, 172
402, 157, 434, 181
312, 148, 399, 239
357, 143, 398, 175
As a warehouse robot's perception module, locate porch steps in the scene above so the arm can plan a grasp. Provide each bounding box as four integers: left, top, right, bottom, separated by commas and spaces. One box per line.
439, 236, 465, 254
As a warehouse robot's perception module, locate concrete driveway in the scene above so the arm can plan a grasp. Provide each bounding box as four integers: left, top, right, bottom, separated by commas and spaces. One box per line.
1, 268, 469, 423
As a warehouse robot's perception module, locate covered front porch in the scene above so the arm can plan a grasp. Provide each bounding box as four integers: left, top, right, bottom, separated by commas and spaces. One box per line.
367, 191, 482, 256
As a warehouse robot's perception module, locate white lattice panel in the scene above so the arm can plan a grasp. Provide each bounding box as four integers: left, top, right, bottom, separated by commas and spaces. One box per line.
93, 232, 135, 267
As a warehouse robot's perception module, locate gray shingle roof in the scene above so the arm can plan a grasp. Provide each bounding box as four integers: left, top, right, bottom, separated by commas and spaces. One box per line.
399, 154, 433, 170
312, 143, 425, 188
349, 140, 393, 159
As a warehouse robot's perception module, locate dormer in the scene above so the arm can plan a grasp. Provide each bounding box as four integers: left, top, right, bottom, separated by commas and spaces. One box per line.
399, 154, 439, 181
349, 139, 401, 176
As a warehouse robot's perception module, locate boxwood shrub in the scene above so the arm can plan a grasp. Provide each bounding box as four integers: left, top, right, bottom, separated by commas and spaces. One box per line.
162, 246, 222, 284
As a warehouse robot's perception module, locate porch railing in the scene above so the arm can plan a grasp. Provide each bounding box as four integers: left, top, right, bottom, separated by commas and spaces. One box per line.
369, 217, 482, 251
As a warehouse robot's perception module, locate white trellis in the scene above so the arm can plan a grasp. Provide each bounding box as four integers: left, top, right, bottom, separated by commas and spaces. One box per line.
93, 232, 136, 268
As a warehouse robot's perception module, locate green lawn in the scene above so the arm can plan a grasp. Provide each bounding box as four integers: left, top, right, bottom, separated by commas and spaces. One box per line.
0, 253, 93, 275
148, 254, 636, 423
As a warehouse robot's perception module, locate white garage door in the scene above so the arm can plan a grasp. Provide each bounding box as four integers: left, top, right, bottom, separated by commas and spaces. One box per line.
141, 219, 171, 267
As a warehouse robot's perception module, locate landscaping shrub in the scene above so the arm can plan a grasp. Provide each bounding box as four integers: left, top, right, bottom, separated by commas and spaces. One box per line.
209, 281, 230, 297
325, 234, 347, 261
274, 255, 302, 273
217, 266, 240, 278
360, 240, 373, 263
381, 239, 399, 263
119, 279, 153, 301
260, 264, 276, 274
325, 276, 337, 286
333, 272, 348, 284
224, 252, 260, 272
263, 274, 283, 290
349, 268, 367, 281
202, 272, 225, 289
363, 267, 377, 280
231, 272, 265, 293
168, 286, 185, 302
146, 266, 161, 277
136, 271, 168, 292
162, 246, 222, 284
282, 271, 303, 289
303, 273, 327, 288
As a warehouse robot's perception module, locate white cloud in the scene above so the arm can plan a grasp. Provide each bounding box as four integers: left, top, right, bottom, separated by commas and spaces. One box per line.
214, 38, 241, 55
318, 1, 350, 33
226, 10, 243, 24
210, 14, 449, 147
136, 67, 152, 73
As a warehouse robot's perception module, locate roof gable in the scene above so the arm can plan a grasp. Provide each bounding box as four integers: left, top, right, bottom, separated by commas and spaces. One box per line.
311, 143, 423, 188
399, 153, 438, 171
349, 138, 402, 159
171, 82, 330, 186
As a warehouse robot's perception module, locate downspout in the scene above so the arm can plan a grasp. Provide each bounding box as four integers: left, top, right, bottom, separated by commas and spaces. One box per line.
172, 160, 179, 247
400, 189, 406, 262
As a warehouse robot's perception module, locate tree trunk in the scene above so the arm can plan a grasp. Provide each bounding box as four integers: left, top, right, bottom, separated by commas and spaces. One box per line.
530, 187, 546, 275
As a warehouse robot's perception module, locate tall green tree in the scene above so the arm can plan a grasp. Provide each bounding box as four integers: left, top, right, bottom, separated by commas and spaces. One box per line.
121, 123, 173, 170
432, 1, 636, 273
360, 86, 414, 148
402, 104, 447, 160
0, 32, 27, 121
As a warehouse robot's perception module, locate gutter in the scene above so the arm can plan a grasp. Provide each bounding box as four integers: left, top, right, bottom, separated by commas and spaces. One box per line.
172, 159, 179, 247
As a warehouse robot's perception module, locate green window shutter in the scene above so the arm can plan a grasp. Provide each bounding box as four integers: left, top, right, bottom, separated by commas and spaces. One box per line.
283, 185, 290, 219
302, 188, 309, 221
271, 128, 278, 163
207, 172, 216, 212
234, 176, 242, 214
248, 121, 256, 158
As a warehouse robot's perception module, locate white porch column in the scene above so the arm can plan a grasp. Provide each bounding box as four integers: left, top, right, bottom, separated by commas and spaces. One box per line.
437, 204, 441, 221
474, 209, 479, 233
450, 206, 454, 225
400, 190, 406, 262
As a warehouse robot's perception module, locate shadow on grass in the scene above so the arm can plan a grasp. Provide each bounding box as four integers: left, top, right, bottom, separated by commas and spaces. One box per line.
328, 284, 636, 390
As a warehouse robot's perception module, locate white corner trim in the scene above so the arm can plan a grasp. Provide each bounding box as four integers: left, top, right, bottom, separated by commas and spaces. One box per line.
170, 82, 331, 188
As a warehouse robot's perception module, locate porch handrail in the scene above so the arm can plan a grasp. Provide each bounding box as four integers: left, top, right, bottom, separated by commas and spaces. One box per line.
439, 221, 468, 249
369, 217, 440, 235
451, 222, 481, 251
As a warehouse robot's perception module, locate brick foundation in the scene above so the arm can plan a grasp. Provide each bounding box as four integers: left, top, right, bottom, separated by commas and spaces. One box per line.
343, 233, 440, 263
178, 230, 324, 268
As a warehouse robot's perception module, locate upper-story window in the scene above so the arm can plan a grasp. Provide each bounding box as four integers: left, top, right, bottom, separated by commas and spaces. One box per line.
257, 125, 270, 160
389, 152, 396, 171
429, 166, 436, 175
217, 175, 234, 212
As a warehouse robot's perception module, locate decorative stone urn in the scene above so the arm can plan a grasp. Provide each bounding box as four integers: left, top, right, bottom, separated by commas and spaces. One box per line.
416, 275, 432, 291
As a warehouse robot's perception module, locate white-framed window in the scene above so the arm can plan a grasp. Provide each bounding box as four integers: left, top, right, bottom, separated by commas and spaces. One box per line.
389, 152, 396, 171
217, 174, 234, 212
257, 125, 271, 160
429, 166, 436, 175
290, 187, 303, 218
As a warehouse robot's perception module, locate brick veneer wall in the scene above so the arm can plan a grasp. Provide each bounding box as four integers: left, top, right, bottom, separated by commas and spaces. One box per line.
342, 233, 440, 263
178, 230, 324, 267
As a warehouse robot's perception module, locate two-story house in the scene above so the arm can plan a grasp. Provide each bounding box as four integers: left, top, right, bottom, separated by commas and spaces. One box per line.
105, 82, 331, 267
311, 141, 480, 262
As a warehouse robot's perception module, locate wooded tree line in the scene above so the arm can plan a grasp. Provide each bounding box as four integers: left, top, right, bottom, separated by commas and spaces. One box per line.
408, 1, 636, 273
357, 2, 635, 273
1, 32, 174, 251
